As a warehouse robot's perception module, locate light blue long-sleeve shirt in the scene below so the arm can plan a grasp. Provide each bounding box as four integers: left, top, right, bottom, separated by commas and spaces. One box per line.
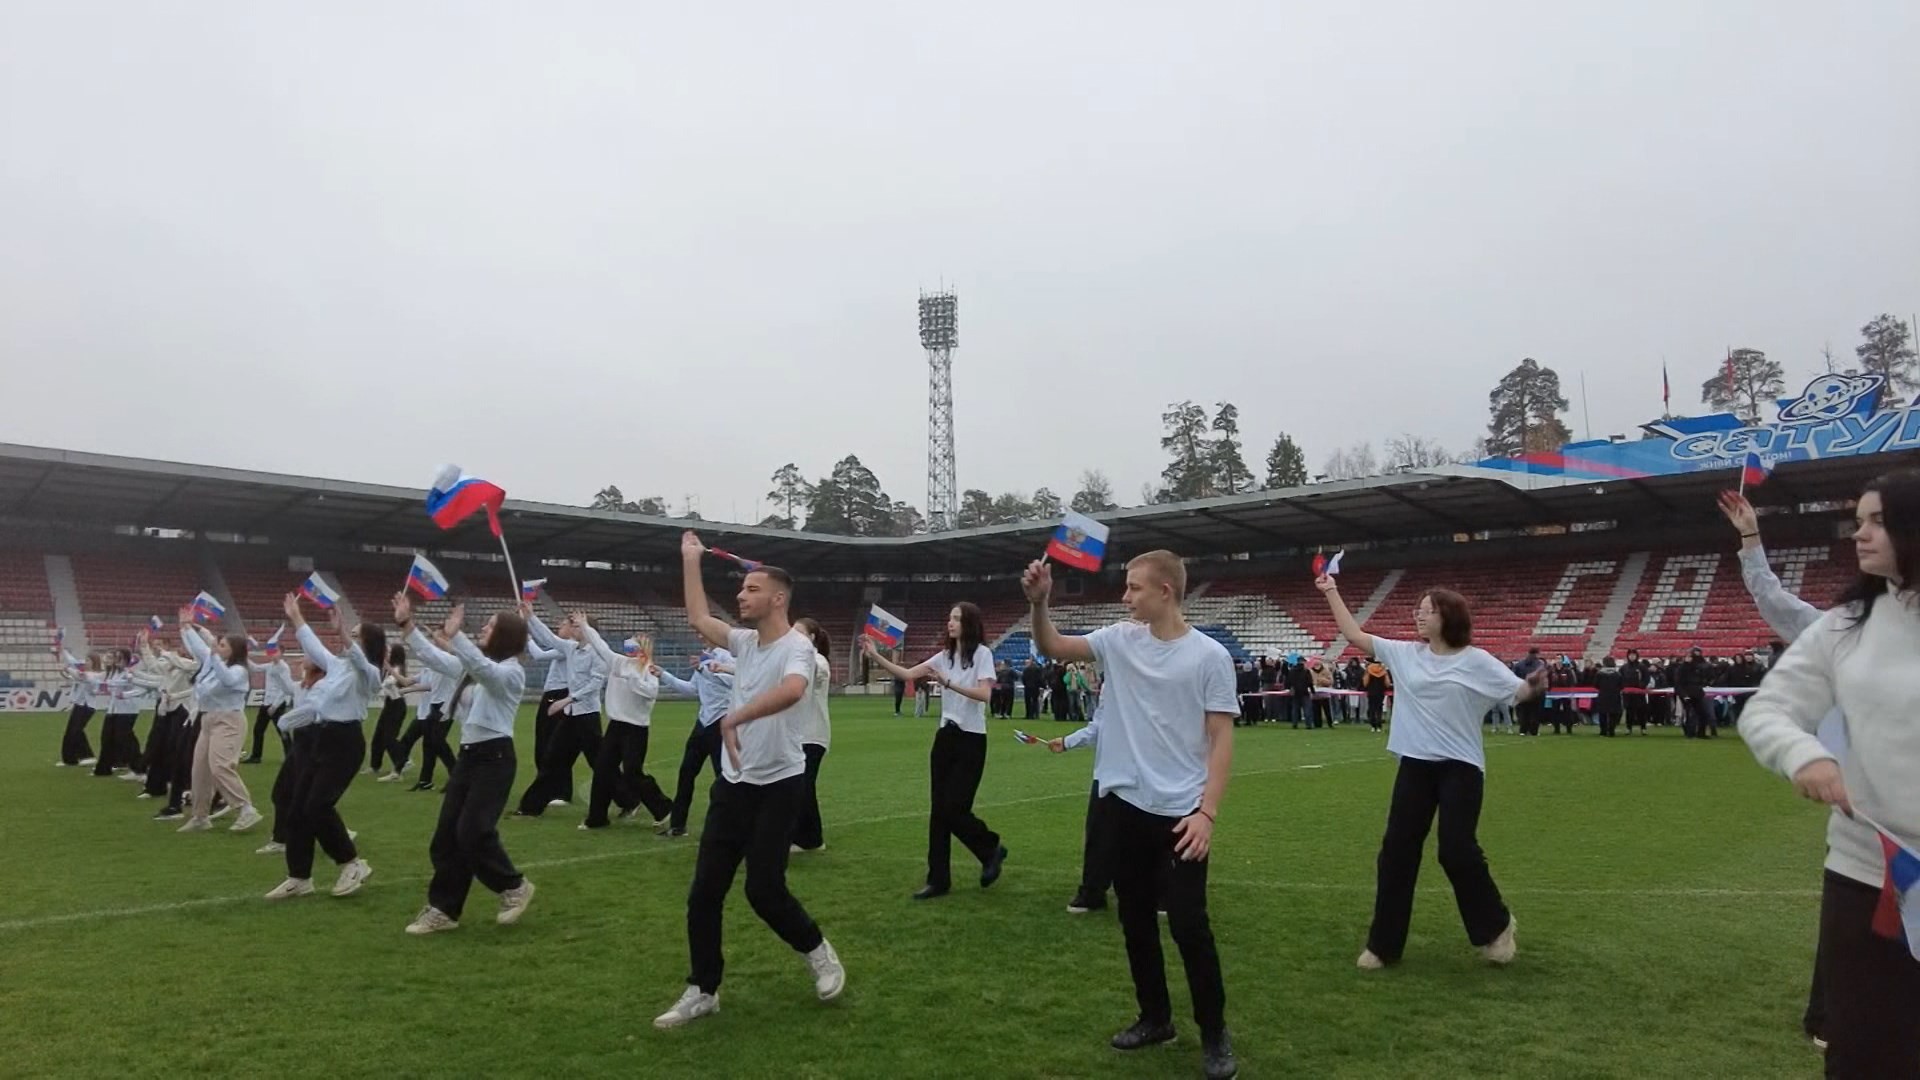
183, 628, 249, 712
657, 649, 734, 727
527, 616, 607, 715
294, 623, 381, 723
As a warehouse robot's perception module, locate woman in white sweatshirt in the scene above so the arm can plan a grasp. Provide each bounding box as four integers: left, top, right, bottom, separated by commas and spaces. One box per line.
790, 618, 832, 853
1738, 468, 1920, 1077
574, 619, 674, 830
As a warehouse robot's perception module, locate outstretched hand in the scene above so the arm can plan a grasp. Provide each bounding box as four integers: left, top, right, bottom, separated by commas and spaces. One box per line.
1314, 573, 1338, 596
282, 593, 306, 627
681, 530, 706, 560
1718, 490, 1759, 536
391, 591, 414, 627
443, 602, 466, 638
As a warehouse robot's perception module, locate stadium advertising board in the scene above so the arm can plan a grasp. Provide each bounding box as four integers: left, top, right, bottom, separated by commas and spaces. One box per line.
1475, 373, 1908, 479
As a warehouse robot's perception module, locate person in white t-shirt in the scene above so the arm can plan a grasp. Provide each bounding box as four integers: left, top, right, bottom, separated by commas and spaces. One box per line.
862, 602, 1008, 900
1318, 573, 1548, 972
653, 531, 845, 1031
1025, 550, 1240, 1080
789, 618, 833, 853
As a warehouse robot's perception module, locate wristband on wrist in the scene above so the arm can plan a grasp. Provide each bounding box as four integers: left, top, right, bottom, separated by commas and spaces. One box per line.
1198, 809, 1215, 823
1739, 532, 1759, 539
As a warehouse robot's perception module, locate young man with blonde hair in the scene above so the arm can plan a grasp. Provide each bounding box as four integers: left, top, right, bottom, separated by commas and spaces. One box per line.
1023, 549, 1239, 1080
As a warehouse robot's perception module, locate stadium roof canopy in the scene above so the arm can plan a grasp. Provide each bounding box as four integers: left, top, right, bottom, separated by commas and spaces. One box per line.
0, 442, 1889, 578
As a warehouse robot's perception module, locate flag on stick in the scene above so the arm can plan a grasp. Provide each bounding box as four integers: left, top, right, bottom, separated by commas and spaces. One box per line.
1045, 510, 1109, 572
297, 574, 339, 610
863, 605, 907, 648
407, 555, 450, 600
520, 578, 547, 602
189, 591, 227, 623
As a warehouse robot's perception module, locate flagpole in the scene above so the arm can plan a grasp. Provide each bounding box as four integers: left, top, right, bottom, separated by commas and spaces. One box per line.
497, 531, 519, 602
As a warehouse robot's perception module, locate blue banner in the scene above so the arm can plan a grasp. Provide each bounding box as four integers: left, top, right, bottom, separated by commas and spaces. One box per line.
1475, 373, 1908, 479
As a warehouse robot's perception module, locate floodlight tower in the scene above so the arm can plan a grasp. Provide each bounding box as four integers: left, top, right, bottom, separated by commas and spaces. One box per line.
918, 290, 959, 532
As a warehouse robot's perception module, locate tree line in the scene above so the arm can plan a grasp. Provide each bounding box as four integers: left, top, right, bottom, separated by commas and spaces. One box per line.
591, 313, 1916, 534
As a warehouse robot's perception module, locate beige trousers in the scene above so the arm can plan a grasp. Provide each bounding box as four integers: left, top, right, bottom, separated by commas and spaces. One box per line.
189, 709, 251, 820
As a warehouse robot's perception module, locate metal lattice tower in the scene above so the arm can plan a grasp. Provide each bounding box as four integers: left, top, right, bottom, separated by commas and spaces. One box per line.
918, 290, 959, 532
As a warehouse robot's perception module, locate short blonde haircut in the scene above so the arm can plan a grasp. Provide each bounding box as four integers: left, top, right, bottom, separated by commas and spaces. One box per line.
1127, 550, 1187, 601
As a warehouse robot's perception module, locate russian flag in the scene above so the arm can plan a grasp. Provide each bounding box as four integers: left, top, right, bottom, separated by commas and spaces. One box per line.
1741, 451, 1772, 488
709, 548, 763, 572
407, 555, 450, 600
1313, 550, 1345, 577
520, 578, 547, 602
1045, 510, 1110, 572
863, 605, 907, 648
1869, 819, 1920, 960
148, 615, 165, 632
263, 623, 285, 654
189, 591, 226, 623
298, 573, 340, 609
621, 635, 648, 658
427, 465, 506, 537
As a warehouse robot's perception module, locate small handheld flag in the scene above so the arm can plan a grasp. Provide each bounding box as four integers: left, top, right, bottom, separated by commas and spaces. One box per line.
148, 615, 165, 632
519, 578, 547, 602
708, 548, 762, 572
1045, 510, 1110, 572
189, 591, 226, 623
297, 573, 340, 610
1861, 815, 1920, 960
1740, 451, 1771, 493
407, 555, 450, 601
621, 635, 650, 658
263, 624, 285, 654
427, 465, 507, 537
863, 605, 907, 649
1013, 729, 1043, 746
52, 626, 63, 655
1313, 550, 1345, 577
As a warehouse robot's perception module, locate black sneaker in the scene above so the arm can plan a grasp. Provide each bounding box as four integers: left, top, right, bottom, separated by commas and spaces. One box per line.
1203, 1030, 1238, 1078
980, 845, 1008, 888
1066, 891, 1107, 914
153, 807, 184, 821
912, 884, 950, 901
411, 781, 435, 793
1110, 1019, 1177, 1051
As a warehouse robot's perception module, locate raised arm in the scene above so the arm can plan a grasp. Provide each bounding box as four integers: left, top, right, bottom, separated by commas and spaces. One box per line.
294, 623, 337, 673
573, 619, 619, 667
405, 626, 464, 678
1722, 491, 1823, 639
681, 531, 733, 649
1314, 574, 1374, 658
1020, 560, 1096, 664
858, 638, 932, 682
341, 632, 381, 686
447, 631, 526, 699
179, 609, 213, 663
524, 609, 564, 652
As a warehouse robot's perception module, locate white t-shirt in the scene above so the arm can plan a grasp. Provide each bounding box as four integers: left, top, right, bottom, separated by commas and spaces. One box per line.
723, 627, 813, 785
927, 644, 995, 735
1371, 636, 1524, 771
793, 652, 832, 749
1084, 622, 1238, 818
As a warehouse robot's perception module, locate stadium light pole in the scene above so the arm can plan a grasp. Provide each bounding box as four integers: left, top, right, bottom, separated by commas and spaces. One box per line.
919, 290, 959, 532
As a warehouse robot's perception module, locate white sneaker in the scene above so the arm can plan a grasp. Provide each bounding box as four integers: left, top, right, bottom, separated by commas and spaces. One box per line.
255, 841, 286, 855
359, 766, 375, 775
135, 792, 152, 800
547, 798, 568, 808
653, 986, 720, 1029
265, 877, 314, 900
654, 817, 674, 835
377, 772, 403, 783
122, 772, 145, 783
230, 806, 264, 832
77, 757, 97, 767
54, 761, 69, 767
1356, 949, 1386, 971
176, 817, 211, 833
806, 939, 845, 1001
209, 803, 234, 821
1480, 918, 1518, 965
348, 829, 359, 841
331, 858, 372, 897
497, 880, 536, 925
405, 906, 459, 935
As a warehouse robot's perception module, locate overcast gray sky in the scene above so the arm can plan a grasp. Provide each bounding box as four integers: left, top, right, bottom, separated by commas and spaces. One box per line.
3, 2, 1916, 524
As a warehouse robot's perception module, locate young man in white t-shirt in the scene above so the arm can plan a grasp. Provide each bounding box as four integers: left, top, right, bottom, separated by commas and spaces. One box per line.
653, 532, 845, 1030
1024, 549, 1240, 1080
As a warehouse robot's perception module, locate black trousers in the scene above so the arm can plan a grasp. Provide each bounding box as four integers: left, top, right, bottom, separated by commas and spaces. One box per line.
94, 712, 143, 775
586, 721, 674, 827
669, 720, 724, 832
1625, 697, 1648, 731
61, 704, 95, 765
1078, 780, 1114, 898
394, 705, 437, 770
1100, 793, 1226, 1038
284, 724, 364, 879
1597, 708, 1621, 737
164, 714, 199, 812
428, 737, 523, 921
926, 724, 999, 889
1820, 870, 1920, 1077
534, 689, 566, 775
271, 727, 314, 845
517, 711, 602, 814
368, 698, 408, 772
1023, 685, 1040, 719
395, 704, 455, 783
792, 743, 828, 850
1515, 700, 1543, 736
248, 702, 289, 762
1368, 756, 1510, 962
143, 707, 188, 797
1806, 885, 1832, 1040
1367, 694, 1386, 730
894, 680, 907, 715
685, 775, 824, 993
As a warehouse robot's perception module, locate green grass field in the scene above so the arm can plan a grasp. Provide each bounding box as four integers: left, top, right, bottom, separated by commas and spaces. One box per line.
0, 700, 1829, 1079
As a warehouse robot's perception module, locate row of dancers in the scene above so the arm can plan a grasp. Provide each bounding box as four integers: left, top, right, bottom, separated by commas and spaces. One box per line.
45, 468, 1917, 1075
